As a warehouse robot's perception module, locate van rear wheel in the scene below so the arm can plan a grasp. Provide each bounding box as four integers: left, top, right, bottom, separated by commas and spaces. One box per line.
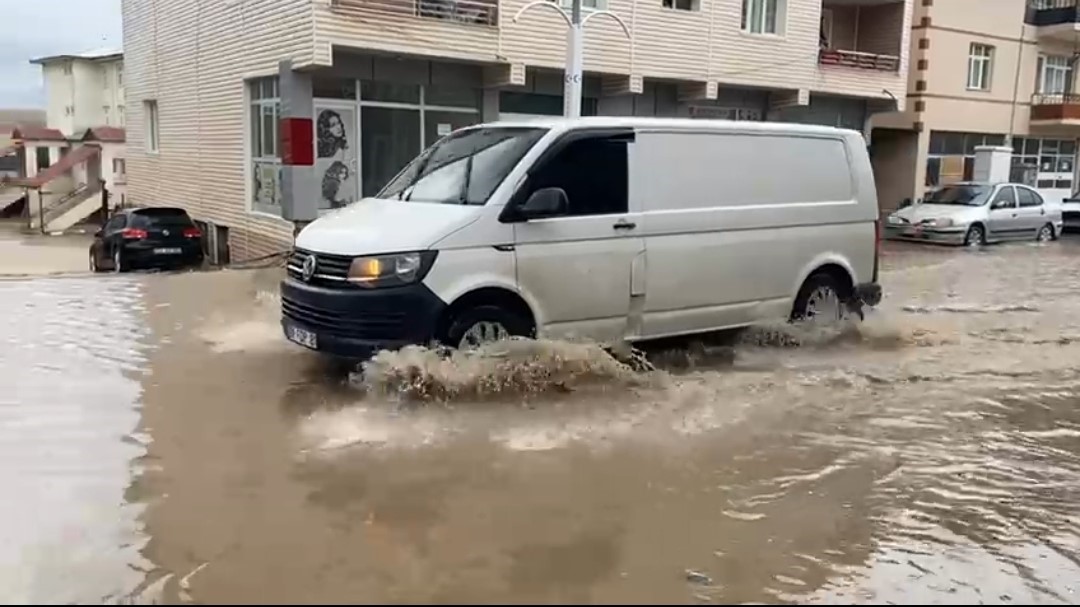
444, 305, 534, 350
792, 273, 846, 323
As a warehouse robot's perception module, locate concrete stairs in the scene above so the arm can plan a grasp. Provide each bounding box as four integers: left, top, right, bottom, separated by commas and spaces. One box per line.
30, 184, 102, 233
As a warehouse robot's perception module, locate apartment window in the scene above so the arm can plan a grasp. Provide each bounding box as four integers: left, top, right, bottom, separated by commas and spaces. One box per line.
663, 0, 699, 11
118, 105, 125, 127
113, 158, 126, 176
144, 100, 160, 152
742, 0, 780, 34
103, 106, 112, 126
249, 77, 281, 214
1037, 55, 1073, 95
967, 43, 994, 91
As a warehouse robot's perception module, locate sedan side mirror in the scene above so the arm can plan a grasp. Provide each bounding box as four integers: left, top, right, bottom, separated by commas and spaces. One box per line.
991, 199, 1010, 210
519, 187, 568, 220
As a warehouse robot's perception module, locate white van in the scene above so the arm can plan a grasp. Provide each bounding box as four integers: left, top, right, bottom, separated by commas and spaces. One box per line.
281, 117, 882, 358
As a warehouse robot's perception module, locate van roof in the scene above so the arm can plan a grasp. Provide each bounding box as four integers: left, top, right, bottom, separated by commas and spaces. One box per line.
479, 116, 862, 137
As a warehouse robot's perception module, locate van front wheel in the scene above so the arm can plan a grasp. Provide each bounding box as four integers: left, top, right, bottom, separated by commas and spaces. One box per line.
444, 305, 533, 350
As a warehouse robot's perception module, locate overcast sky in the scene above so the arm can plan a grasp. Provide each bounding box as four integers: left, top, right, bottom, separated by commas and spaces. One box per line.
0, 0, 122, 108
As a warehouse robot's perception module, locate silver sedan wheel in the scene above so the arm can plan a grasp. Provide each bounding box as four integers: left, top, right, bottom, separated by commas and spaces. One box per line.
1037, 224, 1054, 242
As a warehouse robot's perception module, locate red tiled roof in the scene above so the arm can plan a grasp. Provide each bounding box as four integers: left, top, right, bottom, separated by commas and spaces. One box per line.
10, 126, 66, 142
81, 126, 125, 143
8, 144, 100, 189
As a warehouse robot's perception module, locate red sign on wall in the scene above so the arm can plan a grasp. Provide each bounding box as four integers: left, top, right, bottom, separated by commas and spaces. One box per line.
280, 117, 314, 166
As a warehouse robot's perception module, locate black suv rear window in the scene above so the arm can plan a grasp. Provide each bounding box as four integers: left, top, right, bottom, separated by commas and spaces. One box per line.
130, 209, 194, 228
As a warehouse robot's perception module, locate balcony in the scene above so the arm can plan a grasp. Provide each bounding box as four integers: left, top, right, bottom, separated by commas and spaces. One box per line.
329, 0, 498, 27
817, 0, 903, 73
1025, 0, 1080, 41
1030, 93, 1080, 123
818, 49, 899, 72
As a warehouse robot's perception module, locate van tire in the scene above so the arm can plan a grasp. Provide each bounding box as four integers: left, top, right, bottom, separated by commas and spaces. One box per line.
443, 304, 534, 350
791, 272, 846, 323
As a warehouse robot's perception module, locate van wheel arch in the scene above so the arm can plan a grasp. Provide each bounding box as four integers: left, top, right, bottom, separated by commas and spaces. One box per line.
791, 264, 855, 321
437, 288, 537, 347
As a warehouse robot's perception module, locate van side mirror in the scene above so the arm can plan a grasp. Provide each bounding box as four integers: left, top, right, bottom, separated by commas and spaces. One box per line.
518, 187, 568, 220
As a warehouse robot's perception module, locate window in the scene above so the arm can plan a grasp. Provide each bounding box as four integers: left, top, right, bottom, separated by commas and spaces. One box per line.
1017, 187, 1043, 208
104, 214, 126, 233
249, 78, 281, 213
103, 106, 111, 126
118, 105, 125, 127
663, 0, 698, 10
62, 62, 72, 75
1011, 136, 1075, 189
35, 147, 51, 171
144, 100, 160, 152
113, 158, 126, 176
117, 66, 123, 86
1037, 55, 1072, 95
991, 186, 1016, 209
926, 131, 1006, 187
525, 133, 630, 217
64, 105, 73, 116
742, 0, 780, 34
967, 43, 994, 91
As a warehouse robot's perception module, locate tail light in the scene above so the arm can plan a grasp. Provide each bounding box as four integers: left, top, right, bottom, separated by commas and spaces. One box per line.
183, 227, 202, 239
121, 228, 148, 239
873, 219, 881, 282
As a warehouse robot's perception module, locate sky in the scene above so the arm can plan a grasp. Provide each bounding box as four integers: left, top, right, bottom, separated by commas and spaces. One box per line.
0, 0, 122, 108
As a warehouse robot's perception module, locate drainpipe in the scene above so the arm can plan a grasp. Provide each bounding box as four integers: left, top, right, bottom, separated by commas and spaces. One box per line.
1006, 15, 1027, 147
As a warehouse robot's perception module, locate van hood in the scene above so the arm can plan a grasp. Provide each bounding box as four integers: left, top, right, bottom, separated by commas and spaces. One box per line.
894, 203, 981, 223
294, 198, 481, 256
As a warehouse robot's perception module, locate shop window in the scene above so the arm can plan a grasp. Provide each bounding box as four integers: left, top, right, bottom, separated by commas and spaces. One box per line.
248, 77, 281, 214
360, 81, 420, 104
425, 85, 481, 109
313, 77, 357, 100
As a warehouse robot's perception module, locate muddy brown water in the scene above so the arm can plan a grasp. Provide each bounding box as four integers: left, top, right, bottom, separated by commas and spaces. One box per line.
2, 240, 1080, 604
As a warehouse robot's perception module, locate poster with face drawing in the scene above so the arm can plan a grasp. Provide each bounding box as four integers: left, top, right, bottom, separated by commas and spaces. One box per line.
315, 108, 357, 210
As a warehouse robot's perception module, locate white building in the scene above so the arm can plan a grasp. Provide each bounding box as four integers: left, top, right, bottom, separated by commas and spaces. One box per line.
0, 49, 128, 231
122, 0, 913, 261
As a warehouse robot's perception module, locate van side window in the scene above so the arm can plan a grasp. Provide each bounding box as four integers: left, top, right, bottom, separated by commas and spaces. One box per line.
528, 134, 629, 216
1017, 187, 1043, 208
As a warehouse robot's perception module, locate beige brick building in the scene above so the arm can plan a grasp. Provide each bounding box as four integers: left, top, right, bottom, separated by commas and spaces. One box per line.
873, 0, 1080, 211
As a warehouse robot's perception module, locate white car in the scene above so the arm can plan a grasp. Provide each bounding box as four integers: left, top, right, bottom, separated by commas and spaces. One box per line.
884, 182, 1063, 246
280, 117, 883, 358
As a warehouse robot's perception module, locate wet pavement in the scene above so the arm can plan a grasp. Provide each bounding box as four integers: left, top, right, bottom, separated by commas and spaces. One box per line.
3, 239, 1080, 604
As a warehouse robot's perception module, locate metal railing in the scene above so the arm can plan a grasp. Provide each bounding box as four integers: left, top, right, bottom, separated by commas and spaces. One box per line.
331, 0, 499, 26
1032, 92, 1080, 105
1025, 0, 1080, 26
818, 49, 900, 72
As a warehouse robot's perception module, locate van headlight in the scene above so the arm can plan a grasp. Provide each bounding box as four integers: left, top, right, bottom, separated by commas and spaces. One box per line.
346, 251, 438, 288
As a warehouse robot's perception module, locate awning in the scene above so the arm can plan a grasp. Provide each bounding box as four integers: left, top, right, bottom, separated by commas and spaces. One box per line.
8, 144, 100, 189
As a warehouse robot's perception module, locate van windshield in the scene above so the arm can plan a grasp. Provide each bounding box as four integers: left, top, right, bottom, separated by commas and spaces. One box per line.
378, 127, 547, 205
924, 184, 993, 206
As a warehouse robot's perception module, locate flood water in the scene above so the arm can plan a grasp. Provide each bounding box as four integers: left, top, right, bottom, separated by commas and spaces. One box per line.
3, 240, 1080, 604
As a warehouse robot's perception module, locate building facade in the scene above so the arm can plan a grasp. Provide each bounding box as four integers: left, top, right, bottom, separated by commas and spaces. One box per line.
122, 0, 913, 260
32, 49, 126, 135
873, 0, 1080, 210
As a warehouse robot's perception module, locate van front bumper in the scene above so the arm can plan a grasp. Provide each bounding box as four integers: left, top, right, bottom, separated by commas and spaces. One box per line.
280, 277, 446, 359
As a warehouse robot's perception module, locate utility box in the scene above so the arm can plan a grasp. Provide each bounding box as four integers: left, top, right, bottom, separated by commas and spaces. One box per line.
973, 145, 1012, 183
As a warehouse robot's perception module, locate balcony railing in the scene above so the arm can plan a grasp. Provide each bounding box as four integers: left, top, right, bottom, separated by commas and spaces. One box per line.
1030, 93, 1080, 120
818, 49, 900, 72
1025, 0, 1080, 26
330, 0, 499, 26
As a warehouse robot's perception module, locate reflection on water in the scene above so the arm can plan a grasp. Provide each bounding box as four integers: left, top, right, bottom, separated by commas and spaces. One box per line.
3, 241, 1080, 603
0, 276, 150, 603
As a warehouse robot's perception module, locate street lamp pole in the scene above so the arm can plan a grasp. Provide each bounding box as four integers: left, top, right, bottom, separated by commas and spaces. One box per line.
513, 0, 631, 118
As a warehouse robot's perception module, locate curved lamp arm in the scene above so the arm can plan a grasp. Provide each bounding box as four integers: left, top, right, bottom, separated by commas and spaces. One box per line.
512, 0, 573, 27
581, 9, 632, 39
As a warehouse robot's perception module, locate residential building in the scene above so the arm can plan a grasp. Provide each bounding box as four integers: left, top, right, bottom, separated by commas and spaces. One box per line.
0, 49, 128, 230
0, 109, 45, 179
873, 0, 1080, 210
122, 0, 913, 260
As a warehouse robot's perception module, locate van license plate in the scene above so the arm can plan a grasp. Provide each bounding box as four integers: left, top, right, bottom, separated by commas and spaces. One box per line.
285, 324, 318, 349
154, 247, 182, 254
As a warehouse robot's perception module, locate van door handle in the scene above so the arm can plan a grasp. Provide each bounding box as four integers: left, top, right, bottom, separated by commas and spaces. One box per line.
613, 220, 636, 230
